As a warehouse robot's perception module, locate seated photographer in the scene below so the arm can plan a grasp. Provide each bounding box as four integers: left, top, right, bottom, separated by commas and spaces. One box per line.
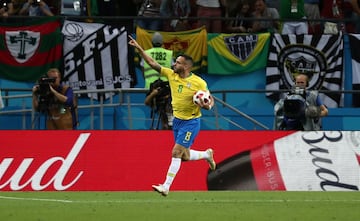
32, 68, 77, 130
274, 74, 328, 131
145, 79, 173, 130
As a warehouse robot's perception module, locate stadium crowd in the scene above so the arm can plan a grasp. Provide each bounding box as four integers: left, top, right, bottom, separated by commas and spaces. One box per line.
1, 0, 360, 34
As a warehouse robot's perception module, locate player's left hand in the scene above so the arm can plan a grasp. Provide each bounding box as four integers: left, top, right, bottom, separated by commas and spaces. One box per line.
199, 99, 212, 110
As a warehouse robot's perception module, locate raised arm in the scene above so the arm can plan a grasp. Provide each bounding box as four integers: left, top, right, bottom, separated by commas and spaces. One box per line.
128, 35, 162, 73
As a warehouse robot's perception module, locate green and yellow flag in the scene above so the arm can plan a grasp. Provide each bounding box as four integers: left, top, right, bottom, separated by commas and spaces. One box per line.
0, 17, 62, 81
207, 33, 270, 75
135, 26, 208, 74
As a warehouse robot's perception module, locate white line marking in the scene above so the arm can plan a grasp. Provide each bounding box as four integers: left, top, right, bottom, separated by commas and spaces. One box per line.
1, 195, 360, 204
0, 195, 73, 203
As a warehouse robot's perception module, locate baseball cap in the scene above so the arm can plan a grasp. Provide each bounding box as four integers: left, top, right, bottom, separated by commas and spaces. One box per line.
152, 32, 163, 47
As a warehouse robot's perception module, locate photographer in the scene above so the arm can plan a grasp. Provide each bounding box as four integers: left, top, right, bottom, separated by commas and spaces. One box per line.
0, 0, 15, 17
274, 74, 328, 131
32, 68, 77, 130
145, 79, 173, 130
19, 0, 54, 16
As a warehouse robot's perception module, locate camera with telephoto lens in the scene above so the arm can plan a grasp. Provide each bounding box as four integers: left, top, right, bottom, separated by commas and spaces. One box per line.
2, 2, 8, 11
32, 0, 41, 6
36, 76, 56, 112
283, 86, 307, 119
150, 79, 170, 99
149, 79, 171, 112
38, 76, 56, 96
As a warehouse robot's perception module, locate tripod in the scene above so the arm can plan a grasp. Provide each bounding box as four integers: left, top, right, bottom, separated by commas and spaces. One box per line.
31, 111, 48, 129
150, 107, 163, 130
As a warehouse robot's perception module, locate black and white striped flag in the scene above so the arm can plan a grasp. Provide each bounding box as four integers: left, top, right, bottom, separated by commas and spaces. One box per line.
266, 33, 344, 108
348, 34, 360, 107
62, 20, 135, 100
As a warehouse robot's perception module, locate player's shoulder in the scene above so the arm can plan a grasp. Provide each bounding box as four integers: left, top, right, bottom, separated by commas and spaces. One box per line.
191, 73, 206, 83
161, 66, 174, 75
190, 72, 202, 78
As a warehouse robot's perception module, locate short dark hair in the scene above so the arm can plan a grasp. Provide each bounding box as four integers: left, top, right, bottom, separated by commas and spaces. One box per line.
179, 54, 193, 66
47, 68, 61, 79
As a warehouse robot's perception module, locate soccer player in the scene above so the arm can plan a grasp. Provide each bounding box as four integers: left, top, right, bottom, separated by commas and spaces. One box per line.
128, 35, 216, 196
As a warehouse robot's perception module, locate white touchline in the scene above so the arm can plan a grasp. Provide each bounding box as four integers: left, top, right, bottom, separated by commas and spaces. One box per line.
0, 195, 73, 203
1, 196, 360, 204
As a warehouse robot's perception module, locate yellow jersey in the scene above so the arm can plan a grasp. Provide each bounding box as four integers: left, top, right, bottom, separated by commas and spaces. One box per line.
161, 67, 208, 120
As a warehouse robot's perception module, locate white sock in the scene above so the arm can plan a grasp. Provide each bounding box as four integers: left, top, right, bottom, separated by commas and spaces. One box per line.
163, 157, 181, 190
189, 149, 210, 161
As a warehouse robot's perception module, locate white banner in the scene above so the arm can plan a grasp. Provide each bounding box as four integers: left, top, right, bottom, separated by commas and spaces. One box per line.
62, 20, 132, 99
266, 33, 344, 108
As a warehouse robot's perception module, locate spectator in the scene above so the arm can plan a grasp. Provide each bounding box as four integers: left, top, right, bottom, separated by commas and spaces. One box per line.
32, 68, 78, 130
279, 0, 308, 34
224, 0, 253, 33
0, 0, 16, 17
341, 0, 354, 33
12, 0, 26, 14
19, 0, 54, 16
136, 0, 163, 31
349, 0, 360, 33
274, 73, 328, 131
251, 0, 280, 33
304, 0, 321, 34
196, 0, 226, 33
160, 0, 192, 31
188, 0, 198, 29
266, 0, 280, 10
320, 0, 344, 34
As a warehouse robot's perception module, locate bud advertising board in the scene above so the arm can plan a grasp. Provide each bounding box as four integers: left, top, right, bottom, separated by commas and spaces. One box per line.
0, 131, 359, 191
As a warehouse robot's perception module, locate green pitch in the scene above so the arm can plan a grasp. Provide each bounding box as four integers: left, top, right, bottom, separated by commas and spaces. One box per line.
0, 191, 359, 221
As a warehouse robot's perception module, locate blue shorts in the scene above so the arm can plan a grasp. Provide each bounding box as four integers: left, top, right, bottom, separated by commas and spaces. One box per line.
172, 117, 200, 148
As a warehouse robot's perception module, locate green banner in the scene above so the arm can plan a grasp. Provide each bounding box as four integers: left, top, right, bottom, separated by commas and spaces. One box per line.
0, 17, 62, 82
207, 33, 270, 75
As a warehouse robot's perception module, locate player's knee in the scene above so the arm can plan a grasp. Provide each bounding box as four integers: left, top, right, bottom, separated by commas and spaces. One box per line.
171, 145, 187, 158
171, 149, 182, 158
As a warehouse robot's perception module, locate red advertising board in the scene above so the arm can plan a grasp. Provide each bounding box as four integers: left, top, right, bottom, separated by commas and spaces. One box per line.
0, 130, 293, 191
2, 130, 359, 191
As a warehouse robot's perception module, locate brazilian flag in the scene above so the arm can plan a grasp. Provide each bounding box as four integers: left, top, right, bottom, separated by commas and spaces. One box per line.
207, 33, 270, 75
0, 17, 62, 82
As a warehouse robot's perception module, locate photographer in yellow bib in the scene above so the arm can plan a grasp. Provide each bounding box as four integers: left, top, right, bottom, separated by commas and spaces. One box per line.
142, 32, 173, 89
